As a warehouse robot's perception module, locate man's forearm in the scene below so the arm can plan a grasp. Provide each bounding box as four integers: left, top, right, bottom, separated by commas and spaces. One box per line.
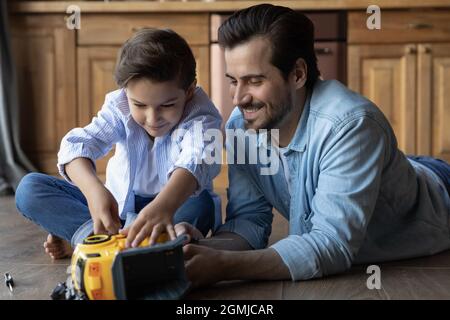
196, 232, 291, 281
221, 247, 291, 281
196, 231, 253, 250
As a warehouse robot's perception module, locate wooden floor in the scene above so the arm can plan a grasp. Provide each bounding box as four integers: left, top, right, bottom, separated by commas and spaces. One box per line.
1, 169, 450, 300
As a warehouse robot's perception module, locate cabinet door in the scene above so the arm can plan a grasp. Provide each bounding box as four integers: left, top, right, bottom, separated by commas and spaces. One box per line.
192, 46, 210, 95
417, 43, 450, 162
348, 44, 417, 154
77, 45, 210, 176
11, 15, 77, 174
77, 47, 119, 176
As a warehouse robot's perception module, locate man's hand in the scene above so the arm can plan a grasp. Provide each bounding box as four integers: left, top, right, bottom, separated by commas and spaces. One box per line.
174, 222, 292, 287
183, 244, 226, 288
86, 184, 121, 235
183, 244, 292, 288
120, 202, 176, 248
175, 222, 224, 287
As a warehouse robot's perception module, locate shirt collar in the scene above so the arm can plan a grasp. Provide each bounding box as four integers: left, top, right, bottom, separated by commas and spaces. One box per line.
288, 89, 311, 153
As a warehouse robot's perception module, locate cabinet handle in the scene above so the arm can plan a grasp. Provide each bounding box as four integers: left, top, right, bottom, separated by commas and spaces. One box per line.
407, 23, 433, 30
406, 46, 417, 54
422, 46, 432, 54
315, 47, 333, 55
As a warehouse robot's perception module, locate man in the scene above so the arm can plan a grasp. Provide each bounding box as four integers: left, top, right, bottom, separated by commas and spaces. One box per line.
175, 4, 450, 288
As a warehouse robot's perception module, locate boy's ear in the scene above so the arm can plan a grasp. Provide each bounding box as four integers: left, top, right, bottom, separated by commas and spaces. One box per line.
185, 80, 197, 101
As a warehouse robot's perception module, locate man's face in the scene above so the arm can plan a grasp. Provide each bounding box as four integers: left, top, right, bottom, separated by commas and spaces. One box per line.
126, 78, 192, 138
224, 37, 295, 130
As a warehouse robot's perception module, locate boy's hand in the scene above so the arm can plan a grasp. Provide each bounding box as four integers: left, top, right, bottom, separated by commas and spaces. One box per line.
65, 158, 121, 235
120, 168, 198, 248
120, 203, 177, 248
86, 185, 122, 235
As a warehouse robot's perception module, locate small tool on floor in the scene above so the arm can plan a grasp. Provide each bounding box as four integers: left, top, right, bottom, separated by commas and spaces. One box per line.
4, 273, 14, 293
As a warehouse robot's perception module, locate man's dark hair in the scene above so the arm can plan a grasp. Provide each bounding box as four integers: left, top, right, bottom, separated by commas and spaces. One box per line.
115, 28, 196, 90
218, 4, 320, 89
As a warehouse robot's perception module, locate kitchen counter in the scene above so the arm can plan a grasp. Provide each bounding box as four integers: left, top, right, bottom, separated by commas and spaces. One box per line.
10, 0, 450, 13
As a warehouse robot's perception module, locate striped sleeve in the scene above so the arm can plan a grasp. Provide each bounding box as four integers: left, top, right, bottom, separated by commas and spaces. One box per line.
166, 88, 222, 191
57, 91, 127, 182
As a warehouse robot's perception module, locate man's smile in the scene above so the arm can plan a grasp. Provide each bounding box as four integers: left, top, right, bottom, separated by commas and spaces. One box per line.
241, 104, 265, 121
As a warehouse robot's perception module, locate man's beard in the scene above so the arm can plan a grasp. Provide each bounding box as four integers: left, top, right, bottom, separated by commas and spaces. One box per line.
243, 97, 294, 131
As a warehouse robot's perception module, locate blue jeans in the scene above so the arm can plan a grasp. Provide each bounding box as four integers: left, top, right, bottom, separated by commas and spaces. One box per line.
408, 155, 450, 197
15, 173, 215, 245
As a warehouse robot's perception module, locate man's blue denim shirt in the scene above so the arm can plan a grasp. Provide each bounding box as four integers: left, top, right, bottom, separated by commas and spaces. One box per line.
217, 79, 450, 281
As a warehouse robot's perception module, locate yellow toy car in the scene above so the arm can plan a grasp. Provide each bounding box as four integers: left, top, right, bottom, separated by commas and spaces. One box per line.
52, 233, 189, 300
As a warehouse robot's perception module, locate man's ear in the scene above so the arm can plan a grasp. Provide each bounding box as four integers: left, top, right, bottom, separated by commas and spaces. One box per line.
185, 80, 197, 101
292, 58, 307, 90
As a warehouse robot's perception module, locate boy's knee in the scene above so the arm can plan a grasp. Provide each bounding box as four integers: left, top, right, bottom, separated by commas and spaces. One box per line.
15, 173, 51, 213
17, 173, 50, 193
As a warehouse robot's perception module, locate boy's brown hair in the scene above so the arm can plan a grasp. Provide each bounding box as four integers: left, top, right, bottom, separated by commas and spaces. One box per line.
115, 28, 196, 90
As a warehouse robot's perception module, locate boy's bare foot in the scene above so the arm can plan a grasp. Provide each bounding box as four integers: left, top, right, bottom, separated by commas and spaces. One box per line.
43, 234, 73, 259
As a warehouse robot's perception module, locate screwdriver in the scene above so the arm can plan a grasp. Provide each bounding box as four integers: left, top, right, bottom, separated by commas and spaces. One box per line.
4, 273, 14, 293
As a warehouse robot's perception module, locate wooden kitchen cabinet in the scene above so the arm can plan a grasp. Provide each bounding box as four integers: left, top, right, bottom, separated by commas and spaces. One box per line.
10, 6, 449, 177
77, 47, 118, 174
348, 44, 417, 154
417, 43, 450, 161
77, 13, 209, 46
348, 10, 450, 162
11, 15, 77, 174
191, 46, 210, 95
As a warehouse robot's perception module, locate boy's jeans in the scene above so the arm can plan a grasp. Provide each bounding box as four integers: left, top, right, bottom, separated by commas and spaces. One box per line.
15, 173, 215, 246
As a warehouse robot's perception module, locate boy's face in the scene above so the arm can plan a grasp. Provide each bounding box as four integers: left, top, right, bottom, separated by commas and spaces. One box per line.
224, 36, 297, 131
126, 78, 194, 138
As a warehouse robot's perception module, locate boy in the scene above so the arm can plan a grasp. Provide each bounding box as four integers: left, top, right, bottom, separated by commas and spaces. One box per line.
15, 28, 222, 259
